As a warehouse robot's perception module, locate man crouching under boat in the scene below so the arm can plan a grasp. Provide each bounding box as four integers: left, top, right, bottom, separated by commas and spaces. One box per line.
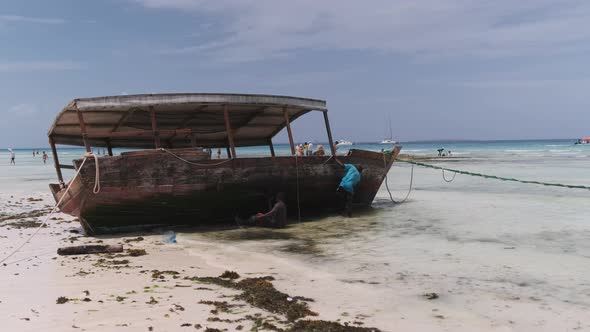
334, 159, 363, 217
238, 192, 287, 228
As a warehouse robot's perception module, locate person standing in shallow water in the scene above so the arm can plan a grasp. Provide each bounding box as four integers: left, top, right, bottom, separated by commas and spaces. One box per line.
42, 151, 48, 164
334, 158, 363, 217
8, 148, 15, 165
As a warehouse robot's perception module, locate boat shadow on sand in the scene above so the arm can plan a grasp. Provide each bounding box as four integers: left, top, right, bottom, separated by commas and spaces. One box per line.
84, 206, 386, 258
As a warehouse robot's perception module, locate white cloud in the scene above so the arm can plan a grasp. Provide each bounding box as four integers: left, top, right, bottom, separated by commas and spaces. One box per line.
0, 60, 84, 72
129, 0, 590, 62
0, 15, 65, 24
6, 103, 38, 117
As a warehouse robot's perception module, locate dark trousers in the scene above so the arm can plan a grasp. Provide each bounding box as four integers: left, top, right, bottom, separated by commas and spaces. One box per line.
337, 186, 354, 217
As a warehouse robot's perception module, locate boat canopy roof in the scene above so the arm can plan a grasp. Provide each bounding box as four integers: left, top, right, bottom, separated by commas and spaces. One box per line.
48, 93, 327, 148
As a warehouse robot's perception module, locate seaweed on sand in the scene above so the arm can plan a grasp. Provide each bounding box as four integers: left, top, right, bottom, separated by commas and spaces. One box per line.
127, 249, 147, 257
189, 273, 316, 321
0, 209, 51, 223
151, 270, 180, 279
286, 320, 382, 332
56, 297, 69, 304
219, 270, 240, 279
198, 300, 243, 314
3, 220, 47, 229
93, 259, 130, 268
123, 237, 144, 243
235, 277, 317, 321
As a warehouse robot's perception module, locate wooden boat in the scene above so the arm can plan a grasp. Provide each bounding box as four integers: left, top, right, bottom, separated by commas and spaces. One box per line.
47, 93, 401, 234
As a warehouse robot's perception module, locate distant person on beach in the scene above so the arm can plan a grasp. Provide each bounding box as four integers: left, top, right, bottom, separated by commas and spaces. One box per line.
238, 192, 287, 228
437, 148, 444, 156
448, 150, 452, 156
333, 142, 339, 155
334, 158, 363, 217
313, 144, 325, 156
8, 148, 15, 165
33, 150, 35, 157
216, 148, 221, 159
42, 151, 48, 164
307, 142, 313, 156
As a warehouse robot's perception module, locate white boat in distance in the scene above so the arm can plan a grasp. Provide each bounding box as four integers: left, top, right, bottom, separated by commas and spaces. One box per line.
380, 115, 397, 144
335, 140, 353, 146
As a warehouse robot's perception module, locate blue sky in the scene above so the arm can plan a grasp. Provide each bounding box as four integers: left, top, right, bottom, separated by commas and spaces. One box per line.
2, 0, 590, 147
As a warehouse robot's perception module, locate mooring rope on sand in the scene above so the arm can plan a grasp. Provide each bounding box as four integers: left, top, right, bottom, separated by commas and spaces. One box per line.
0, 154, 97, 266
383, 154, 414, 204
396, 158, 590, 190
442, 169, 457, 183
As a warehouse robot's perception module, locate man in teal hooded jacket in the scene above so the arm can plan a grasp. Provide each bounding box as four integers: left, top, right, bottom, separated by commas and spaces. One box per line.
334, 158, 363, 217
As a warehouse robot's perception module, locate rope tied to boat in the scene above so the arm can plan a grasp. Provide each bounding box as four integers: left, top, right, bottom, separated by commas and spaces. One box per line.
396, 158, 590, 190
159, 148, 233, 167
84, 152, 101, 194
383, 153, 414, 204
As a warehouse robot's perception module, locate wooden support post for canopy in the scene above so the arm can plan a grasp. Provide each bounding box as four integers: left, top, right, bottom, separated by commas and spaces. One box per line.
226, 146, 232, 159
323, 110, 336, 156
106, 139, 113, 156
223, 105, 237, 158
269, 139, 275, 157
75, 105, 91, 153
283, 107, 295, 155
149, 107, 161, 149
49, 136, 64, 186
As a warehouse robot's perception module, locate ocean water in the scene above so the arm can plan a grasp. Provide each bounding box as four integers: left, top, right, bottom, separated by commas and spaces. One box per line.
1, 139, 589, 191
2, 140, 590, 329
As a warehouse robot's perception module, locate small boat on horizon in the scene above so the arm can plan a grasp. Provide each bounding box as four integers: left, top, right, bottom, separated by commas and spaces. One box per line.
335, 140, 353, 146
575, 137, 590, 145
47, 93, 401, 235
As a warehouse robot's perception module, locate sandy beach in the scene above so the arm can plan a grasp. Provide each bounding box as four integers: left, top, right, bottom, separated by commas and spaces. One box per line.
2, 144, 590, 331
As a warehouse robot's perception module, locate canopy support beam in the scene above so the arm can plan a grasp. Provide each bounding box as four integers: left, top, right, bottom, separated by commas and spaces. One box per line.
150, 107, 160, 149
269, 139, 275, 157
224, 105, 236, 158
323, 110, 336, 156
283, 108, 295, 155
49, 136, 65, 186
112, 108, 135, 132
106, 139, 113, 156
76, 106, 91, 153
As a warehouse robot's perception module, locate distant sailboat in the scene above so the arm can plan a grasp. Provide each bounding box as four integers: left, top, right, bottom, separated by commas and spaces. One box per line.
380, 116, 397, 144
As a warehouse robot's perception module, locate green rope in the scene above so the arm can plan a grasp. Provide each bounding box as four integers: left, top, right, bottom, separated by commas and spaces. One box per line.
395, 158, 590, 191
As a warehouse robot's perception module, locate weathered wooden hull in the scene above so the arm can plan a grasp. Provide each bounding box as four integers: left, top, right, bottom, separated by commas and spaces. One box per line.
50, 148, 401, 235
